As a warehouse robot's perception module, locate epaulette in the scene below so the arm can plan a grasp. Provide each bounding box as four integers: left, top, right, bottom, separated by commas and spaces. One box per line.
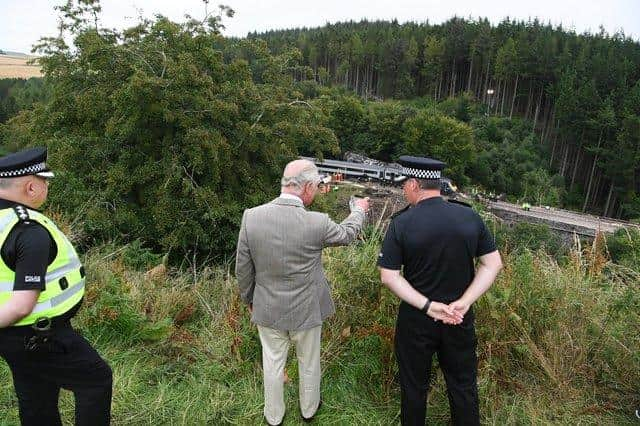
390, 204, 411, 219
13, 205, 31, 223
448, 199, 472, 208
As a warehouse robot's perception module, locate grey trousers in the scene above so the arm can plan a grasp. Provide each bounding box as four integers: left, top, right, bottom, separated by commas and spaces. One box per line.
257, 325, 322, 424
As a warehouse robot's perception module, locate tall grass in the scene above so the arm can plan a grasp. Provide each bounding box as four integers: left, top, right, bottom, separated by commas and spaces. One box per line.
0, 229, 638, 425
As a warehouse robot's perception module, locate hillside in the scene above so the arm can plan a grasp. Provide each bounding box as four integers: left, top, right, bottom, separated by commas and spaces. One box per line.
1, 199, 637, 424
252, 18, 640, 220
0, 54, 42, 79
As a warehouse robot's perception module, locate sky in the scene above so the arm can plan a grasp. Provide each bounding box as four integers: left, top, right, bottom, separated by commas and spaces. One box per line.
2, 0, 639, 54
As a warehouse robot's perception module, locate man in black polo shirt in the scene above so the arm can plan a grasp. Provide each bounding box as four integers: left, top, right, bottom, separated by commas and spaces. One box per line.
378, 156, 502, 426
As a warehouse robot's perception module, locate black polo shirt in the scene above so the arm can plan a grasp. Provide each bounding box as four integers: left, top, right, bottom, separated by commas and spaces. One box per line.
377, 197, 496, 304
0, 199, 57, 291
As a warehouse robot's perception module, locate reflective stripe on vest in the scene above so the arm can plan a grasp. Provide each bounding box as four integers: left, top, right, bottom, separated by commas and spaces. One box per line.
0, 259, 82, 292
0, 208, 85, 326
29, 279, 85, 314
0, 212, 16, 235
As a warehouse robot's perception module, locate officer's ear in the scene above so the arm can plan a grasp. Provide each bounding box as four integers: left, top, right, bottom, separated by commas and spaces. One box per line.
23, 176, 44, 197
24, 178, 36, 196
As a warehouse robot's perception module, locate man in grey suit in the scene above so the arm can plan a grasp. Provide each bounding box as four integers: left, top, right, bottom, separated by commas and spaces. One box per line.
236, 159, 369, 425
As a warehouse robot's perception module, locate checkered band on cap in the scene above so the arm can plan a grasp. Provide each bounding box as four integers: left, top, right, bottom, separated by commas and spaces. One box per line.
0, 162, 47, 178
402, 166, 441, 179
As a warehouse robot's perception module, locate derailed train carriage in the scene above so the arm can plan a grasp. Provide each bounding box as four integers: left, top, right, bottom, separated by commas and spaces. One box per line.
302, 157, 458, 196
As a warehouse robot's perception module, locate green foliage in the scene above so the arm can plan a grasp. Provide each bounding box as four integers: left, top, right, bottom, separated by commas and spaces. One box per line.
606, 228, 640, 271
0, 78, 48, 124
314, 92, 560, 202
563, 183, 586, 210
436, 91, 477, 122
256, 18, 640, 219
1, 4, 339, 259
469, 116, 552, 197
121, 239, 162, 271
521, 168, 563, 206
322, 95, 366, 152
494, 221, 567, 258
2, 231, 636, 424
402, 110, 475, 185
494, 38, 519, 81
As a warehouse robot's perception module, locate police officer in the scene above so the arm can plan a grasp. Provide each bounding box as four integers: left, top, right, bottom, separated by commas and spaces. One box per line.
378, 156, 502, 426
0, 147, 112, 426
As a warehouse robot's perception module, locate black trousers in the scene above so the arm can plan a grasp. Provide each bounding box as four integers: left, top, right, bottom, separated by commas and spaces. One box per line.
395, 303, 479, 426
0, 323, 112, 426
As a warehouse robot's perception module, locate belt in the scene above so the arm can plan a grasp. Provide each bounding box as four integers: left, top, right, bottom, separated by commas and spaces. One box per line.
0, 317, 72, 336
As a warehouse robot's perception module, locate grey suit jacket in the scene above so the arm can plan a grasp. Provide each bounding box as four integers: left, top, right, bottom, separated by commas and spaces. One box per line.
235, 196, 365, 331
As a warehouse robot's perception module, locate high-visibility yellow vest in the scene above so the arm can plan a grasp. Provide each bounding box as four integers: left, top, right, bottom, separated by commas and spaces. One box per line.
0, 206, 84, 326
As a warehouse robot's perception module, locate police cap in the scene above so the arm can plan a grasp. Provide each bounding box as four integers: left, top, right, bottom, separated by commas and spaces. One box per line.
0, 147, 54, 179
394, 155, 445, 182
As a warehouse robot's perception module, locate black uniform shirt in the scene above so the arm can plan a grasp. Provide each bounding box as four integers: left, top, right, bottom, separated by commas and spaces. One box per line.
0, 198, 57, 291
377, 197, 496, 304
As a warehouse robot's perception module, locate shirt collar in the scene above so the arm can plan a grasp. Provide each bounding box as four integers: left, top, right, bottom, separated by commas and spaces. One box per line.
279, 193, 303, 204
416, 196, 444, 206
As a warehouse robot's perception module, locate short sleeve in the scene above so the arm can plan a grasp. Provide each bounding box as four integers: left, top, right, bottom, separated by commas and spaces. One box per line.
13, 223, 51, 291
476, 218, 497, 257
377, 219, 403, 270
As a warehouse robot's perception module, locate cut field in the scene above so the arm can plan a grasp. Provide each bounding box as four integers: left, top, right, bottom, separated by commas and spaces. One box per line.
0, 55, 42, 78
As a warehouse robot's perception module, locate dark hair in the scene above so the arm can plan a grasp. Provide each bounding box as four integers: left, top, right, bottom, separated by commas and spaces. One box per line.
416, 178, 441, 190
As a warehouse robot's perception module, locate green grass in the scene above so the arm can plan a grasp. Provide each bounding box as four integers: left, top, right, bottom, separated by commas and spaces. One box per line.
0, 228, 638, 425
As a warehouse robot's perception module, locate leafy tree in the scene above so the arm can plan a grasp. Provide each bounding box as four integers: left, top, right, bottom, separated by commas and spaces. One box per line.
320, 95, 366, 152
402, 110, 475, 185
1, 1, 338, 259
522, 168, 562, 206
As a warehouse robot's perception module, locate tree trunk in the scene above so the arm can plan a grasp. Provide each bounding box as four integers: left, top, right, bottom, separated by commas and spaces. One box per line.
450, 60, 456, 97
467, 56, 473, 92
560, 144, 570, 177
509, 74, 519, 119
482, 58, 490, 102
604, 181, 614, 217
533, 84, 543, 131
500, 79, 507, 115
569, 130, 585, 191
524, 80, 533, 120
474, 64, 482, 98
570, 149, 581, 190
582, 132, 602, 212
541, 106, 554, 145
550, 122, 560, 166
591, 171, 602, 210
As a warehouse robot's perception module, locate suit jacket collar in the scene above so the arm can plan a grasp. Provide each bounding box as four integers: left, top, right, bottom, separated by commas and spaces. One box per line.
272, 196, 305, 208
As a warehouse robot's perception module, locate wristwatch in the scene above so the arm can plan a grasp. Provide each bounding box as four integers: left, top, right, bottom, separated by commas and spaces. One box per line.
421, 298, 432, 315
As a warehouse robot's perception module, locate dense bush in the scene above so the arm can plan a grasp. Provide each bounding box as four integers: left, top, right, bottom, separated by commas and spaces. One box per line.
1, 4, 338, 259
468, 115, 563, 199
493, 221, 566, 258
606, 227, 640, 271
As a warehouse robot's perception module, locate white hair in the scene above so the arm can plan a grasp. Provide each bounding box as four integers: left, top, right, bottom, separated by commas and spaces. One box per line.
280, 163, 320, 189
